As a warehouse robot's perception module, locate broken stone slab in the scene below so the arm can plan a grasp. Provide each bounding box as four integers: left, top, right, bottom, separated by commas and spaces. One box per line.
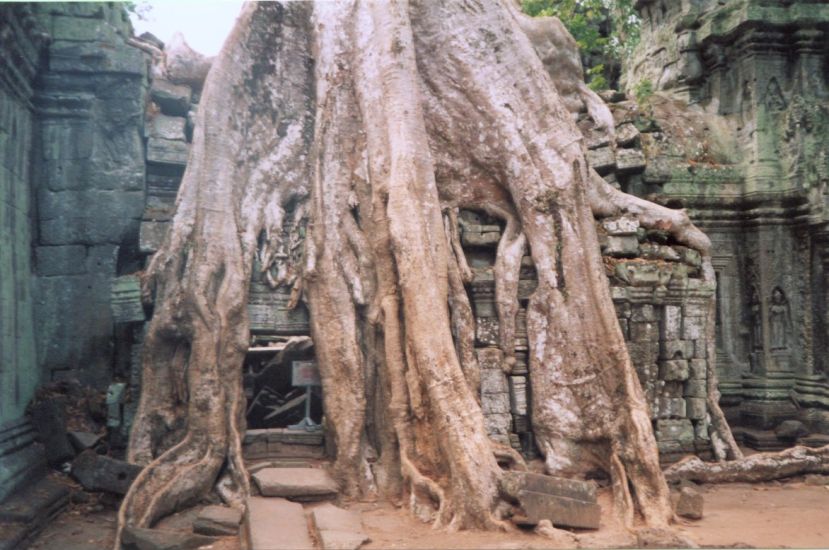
252, 467, 338, 501
150, 79, 192, 116
248, 497, 314, 550
68, 431, 101, 452
192, 505, 242, 536
604, 235, 639, 257
311, 504, 370, 550
30, 400, 74, 467
71, 449, 142, 494
673, 486, 703, 520
500, 471, 597, 503
121, 526, 217, 550
513, 490, 601, 530
615, 122, 640, 146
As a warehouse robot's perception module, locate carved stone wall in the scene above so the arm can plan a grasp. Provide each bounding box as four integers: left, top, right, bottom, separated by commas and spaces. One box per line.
623, 0, 829, 446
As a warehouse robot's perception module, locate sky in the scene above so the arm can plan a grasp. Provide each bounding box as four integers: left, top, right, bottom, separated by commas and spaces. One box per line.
129, 0, 245, 56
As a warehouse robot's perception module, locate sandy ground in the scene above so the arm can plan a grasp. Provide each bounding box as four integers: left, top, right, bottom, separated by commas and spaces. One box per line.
28, 479, 829, 549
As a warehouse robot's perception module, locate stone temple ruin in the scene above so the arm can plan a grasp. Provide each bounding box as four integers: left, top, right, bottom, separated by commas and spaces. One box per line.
0, 0, 827, 547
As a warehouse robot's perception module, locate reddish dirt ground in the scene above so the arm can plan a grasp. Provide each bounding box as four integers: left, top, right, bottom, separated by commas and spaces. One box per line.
28, 478, 829, 549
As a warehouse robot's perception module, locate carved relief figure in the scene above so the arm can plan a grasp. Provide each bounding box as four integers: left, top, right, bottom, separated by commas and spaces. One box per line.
769, 286, 791, 350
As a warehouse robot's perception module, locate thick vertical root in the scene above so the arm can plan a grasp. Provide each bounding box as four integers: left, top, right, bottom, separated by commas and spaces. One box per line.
493, 212, 527, 373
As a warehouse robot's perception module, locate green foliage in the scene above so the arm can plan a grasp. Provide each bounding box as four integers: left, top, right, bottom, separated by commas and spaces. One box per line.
521, 0, 640, 91
634, 78, 653, 105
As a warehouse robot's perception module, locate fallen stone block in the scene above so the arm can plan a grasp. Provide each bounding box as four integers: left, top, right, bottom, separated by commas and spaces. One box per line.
30, 400, 74, 467
604, 235, 639, 257
150, 79, 192, 116
586, 146, 615, 174
71, 450, 141, 494
674, 486, 703, 520
500, 471, 596, 503
775, 420, 809, 441
601, 215, 639, 236
252, 467, 338, 501
248, 497, 314, 550
193, 505, 242, 536
615, 122, 640, 146
616, 149, 646, 174
121, 526, 216, 550
146, 113, 187, 141
514, 490, 601, 530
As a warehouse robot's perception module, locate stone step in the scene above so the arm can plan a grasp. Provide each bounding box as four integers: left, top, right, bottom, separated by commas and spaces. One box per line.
252, 467, 338, 502
310, 503, 370, 550
0, 477, 69, 550
500, 471, 597, 502
247, 497, 314, 550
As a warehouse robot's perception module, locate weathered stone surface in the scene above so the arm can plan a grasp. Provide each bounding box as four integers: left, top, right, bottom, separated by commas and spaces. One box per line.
30, 400, 74, 467
601, 216, 639, 236
631, 321, 659, 342
775, 420, 809, 441
500, 472, 597, 503
655, 419, 695, 446
35, 245, 87, 276
515, 491, 601, 530
70, 449, 141, 494
509, 376, 528, 415
475, 317, 499, 346
147, 137, 190, 167
252, 467, 338, 501
658, 397, 687, 419
484, 413, 513, 436
248, 497, 314, 550
0, 477, 69, 523
686, 398, 706, 420
635, 527, 698, 549
121, 526, 216, 550
615, 122, 640, 146
311, 504, 370, 550
674, 486, 703, 520
660, 340, 694, 360
616, 148, 646, 173
67, 431, 101, 452
164, 33, 213, 88
139, 220, 170, 254
111, 275, 146, 323
146, 113, 187, 141
480, 366, 508, 395
586, 146, 615, 174
150, 79, 192, 116
193, 505, 242, 536
604, 235, 639, 257
660, 359, 689, 381
688, 359, 707, 380
482, 392, 510, 415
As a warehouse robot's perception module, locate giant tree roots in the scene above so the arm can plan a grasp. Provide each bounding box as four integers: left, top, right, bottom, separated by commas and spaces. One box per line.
114, 1, 776, 546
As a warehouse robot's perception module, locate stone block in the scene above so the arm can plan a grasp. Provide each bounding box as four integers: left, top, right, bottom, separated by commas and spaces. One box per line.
500, 472, 597, 503
640, 243, 681, 262
686, 398, 706, 420
631, 304, 657, 322
111, 275, 145, 323
252, 467, 338, 501
475, 317, 499, 346
682, 316, 705, 340
30, 400, 74, 467
658, 397, 686, 419
684, 379, 706, 398
147, 137, 190, 167
694, 419, 710, 440
476, 347, 503, 370
616, 149, 646, 174
615, 122, 640, 146
35, 245, 87, 276
586, 146, 615, 174
775, 420, 809, 441
693, 339, 708, 359
462, 230, 501, 247
655, 419, 694, 446
674, 486, 703, 520
683, 302, 708, 318
484, 413, 512, 436
482, 392, 510, 415
139, 220, 169, 254
626, 341, 660, 365
674, 246, 702, 267
146, 113, 187, 141
660, 340, 694, 360
601, 216, 639, 236
661, 305, 681, 340
150, 79, 192, 116
193, 505, 242, 536
68, 431, 101, 452
688, 359, 707, 380
630, 321, 659, 342
659, 359, 689, 381
515, 491, 601, 530
604, 235, 639, 257
481, 367, 508, 395
41, 120, 94, 161
71, 450, 141, 494
642, 156, 672, 184
311, 503, 370, 550
509, 376, 528, 415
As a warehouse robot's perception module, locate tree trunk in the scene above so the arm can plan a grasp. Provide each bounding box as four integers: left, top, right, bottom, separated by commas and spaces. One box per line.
117, 0, 738, 542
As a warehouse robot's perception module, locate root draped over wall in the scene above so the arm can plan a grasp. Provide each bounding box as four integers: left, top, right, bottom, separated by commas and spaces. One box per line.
117, 0, 746, 542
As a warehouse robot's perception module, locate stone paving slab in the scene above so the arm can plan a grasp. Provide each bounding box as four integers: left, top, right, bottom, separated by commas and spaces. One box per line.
311, 504, 369, 550
248, 497, 313, 550
252, 467, 338, 501
514, 490, 601, 530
